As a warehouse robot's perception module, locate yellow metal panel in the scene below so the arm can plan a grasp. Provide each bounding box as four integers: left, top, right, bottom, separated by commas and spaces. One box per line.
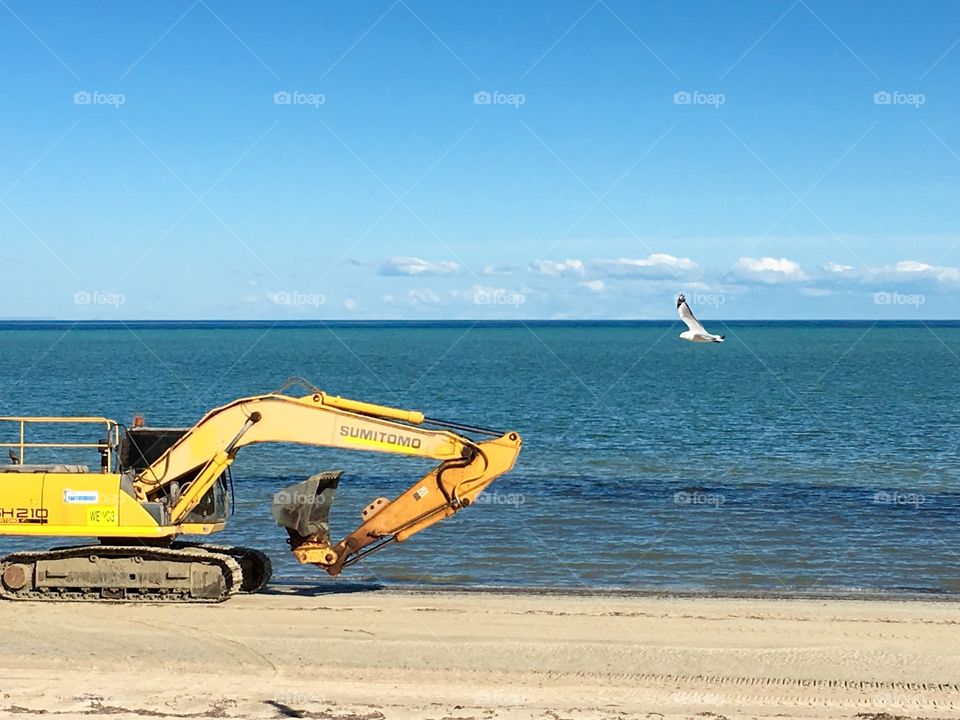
41, 474, 120, 528
0, 472, 173, 536
0, 472, 45, 529
179, 522, 226, 536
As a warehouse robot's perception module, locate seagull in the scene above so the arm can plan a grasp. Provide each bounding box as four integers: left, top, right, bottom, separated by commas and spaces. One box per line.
8, 449, 20, 465
677, 294, 724, 343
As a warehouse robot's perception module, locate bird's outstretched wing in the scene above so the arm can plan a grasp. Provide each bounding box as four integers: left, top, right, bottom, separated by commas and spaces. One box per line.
677, 294, 706, 333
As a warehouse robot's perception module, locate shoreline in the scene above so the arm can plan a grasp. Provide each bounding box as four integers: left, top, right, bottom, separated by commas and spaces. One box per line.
0, 588, 957, 719
267, 580, 960, 603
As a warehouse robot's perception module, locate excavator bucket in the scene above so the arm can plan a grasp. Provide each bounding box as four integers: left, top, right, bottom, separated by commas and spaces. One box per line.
271, 471, 342, 547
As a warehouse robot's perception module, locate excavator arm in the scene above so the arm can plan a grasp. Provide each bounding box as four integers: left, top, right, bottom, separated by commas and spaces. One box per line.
134, 390, 522, 575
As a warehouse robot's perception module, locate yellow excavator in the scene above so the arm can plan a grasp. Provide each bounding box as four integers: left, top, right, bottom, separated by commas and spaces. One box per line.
0, 380, 522, 602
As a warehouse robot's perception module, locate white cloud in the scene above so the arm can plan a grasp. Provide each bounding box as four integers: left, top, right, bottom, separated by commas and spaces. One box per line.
818, 259, 960, 286
530, 259, 585, 276
594, 253, 696, 278
579, 279, 605, 292
342, 298, 357, 311
408, 288, 441, 305
734, 256, 806, 283
483, 263, 518, 275
379, 256, 460, 276
890, 260, 960, 283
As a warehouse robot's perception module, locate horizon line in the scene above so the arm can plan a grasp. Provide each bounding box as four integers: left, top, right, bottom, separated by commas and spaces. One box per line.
0, 318, 954, 325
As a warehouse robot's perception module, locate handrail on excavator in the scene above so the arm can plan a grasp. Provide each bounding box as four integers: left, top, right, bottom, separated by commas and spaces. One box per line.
0, 416, 119, 470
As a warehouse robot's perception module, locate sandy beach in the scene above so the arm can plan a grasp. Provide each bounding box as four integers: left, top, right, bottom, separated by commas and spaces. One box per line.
0, 588, 956, 720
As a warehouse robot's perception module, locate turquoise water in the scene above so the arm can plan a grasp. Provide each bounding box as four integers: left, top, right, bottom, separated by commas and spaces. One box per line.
1, 321, 959, 594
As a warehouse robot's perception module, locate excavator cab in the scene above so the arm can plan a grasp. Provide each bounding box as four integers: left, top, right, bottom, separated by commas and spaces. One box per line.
118, 426, 230, 525
183, 475, 228, 525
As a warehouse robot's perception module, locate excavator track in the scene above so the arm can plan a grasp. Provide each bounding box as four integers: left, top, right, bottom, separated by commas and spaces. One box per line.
174, 543, 273, 593
0, 545, 243, 603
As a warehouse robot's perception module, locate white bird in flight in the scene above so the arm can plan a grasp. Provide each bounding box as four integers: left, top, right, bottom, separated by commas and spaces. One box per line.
677, 294, 724, 343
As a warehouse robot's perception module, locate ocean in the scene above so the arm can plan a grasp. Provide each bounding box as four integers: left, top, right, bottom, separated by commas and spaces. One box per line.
1, 320, 958, 595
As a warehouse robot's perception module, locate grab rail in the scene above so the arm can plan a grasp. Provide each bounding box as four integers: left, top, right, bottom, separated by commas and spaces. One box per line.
0, 417, 120, 472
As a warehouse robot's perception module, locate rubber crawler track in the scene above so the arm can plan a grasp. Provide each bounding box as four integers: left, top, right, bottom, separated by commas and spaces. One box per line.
0, 545, 243, 603
174, 542, 273, 593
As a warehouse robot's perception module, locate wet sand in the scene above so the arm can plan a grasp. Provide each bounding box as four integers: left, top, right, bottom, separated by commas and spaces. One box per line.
0, 587, 958, 719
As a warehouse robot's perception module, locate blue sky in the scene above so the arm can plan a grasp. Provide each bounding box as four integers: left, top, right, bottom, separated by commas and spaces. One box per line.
1, 0, 958, 319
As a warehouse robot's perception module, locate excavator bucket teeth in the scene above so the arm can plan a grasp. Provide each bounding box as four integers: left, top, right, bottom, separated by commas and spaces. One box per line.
271, 471, 342, 544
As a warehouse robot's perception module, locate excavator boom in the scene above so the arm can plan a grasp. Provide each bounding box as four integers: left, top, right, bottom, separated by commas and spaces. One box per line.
135, 389, 522, 574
